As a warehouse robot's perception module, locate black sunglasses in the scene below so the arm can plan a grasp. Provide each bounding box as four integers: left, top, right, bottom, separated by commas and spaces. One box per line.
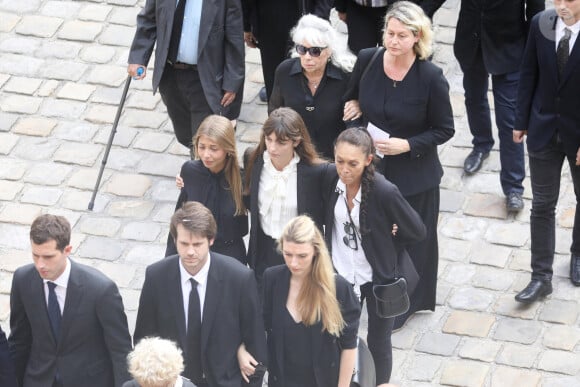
342, 222, 359, 251
296, 44, 327, 57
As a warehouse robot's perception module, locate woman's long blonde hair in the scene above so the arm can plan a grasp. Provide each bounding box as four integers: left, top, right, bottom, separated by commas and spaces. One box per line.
279, 215, 345, 336
193, 115, 246, 215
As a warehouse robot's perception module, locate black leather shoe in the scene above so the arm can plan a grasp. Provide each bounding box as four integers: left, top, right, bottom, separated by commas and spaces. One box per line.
515, 279, 552, 303
463, 150, 489, 174
258, 86, 267, 102
571, 255, 580, 286
506, 192, 524, 212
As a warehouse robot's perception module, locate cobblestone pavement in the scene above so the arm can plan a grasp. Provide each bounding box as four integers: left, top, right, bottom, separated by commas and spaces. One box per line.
1, 0, 579, 386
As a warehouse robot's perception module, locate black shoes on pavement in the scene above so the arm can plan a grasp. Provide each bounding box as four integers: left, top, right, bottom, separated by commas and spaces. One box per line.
515, 279, 553, 304
463, 150, 489, 174
258, 87, 267, 102
506, 192, 524, 212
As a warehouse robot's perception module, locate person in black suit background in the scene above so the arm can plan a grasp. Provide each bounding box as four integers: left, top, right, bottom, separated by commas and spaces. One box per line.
9, 214, 132, 387
238, 215, 360, 387
269, 14, 359, 159
242, 0, 332, 102
513, 0, 580, 303
323, 128, 426, 385
454, 0, 544, 211
167, 115, 248, 263
134, 201, 266, 387
0, 325, 17, 387
344, 1, 454, 330
244, 107, 328, 288
334, 0, 445, 54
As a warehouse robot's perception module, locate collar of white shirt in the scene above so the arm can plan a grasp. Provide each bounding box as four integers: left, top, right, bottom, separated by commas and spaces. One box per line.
335, 179, 362, 205
556, 17, 580, 40
179, 253, 211, 289
44, 257, 71, 289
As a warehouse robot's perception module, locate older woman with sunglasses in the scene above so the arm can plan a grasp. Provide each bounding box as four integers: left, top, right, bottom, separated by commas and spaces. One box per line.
268, 14, 361, 159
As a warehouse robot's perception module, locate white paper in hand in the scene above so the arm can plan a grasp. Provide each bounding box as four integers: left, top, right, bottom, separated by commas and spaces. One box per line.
366, 122, 390, 158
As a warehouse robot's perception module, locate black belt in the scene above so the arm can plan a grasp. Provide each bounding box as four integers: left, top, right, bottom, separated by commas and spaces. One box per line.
167, 60, 197, 70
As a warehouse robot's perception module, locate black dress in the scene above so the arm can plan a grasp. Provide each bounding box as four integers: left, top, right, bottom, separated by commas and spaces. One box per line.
165, 160, 248, 264
345, 48, 454, 329
282, 309, 317, 387
269, 58, 353, 159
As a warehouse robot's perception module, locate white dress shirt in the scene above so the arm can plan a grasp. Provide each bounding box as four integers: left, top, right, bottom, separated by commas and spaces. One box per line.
43, 257, 71, 315
555, 17, 580, 54
258, 151, 300, 239
179, 254, 211, 327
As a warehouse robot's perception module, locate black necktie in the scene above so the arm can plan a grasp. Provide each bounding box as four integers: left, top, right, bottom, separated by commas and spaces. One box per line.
557, 28, 572, 78
168, 0, 187, 63
47, 282, 61, 342
186, 278, 203, 383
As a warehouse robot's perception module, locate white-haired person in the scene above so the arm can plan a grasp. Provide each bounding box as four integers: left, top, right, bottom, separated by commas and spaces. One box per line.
268, 14, 361, 159
123, 337, 196, 387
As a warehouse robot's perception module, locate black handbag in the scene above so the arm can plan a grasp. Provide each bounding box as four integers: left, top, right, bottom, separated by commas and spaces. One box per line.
350, 337, 376, 387
372, 249, 419, 319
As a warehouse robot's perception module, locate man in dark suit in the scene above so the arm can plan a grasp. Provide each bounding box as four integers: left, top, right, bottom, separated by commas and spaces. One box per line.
134, 201, 266, 387
1, 325, 17, 387
8, 214, 132, 387
513, 0, 580, 303
128, 0, 245, 150
454, 0, 544, 212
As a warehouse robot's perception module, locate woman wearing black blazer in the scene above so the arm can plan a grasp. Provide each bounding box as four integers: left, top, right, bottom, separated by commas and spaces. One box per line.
323, 128, 426, 385
166, 115, 248, 263
239, 215, 360, 387
244, 107, 328, 286
344, 2, 454, 329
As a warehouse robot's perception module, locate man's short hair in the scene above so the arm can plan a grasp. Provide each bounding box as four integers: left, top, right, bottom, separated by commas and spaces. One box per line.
30, 214, 71, 251
170, 201, 217, 241
128, 337, 184, 385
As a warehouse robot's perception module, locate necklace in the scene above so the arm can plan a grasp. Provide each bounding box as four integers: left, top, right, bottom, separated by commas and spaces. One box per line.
393, 80, 397, 88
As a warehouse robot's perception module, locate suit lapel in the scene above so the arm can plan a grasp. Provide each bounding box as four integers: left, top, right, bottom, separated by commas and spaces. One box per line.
197, 0, 218, 55
297, 162, 307, 214
31, 272, 57, 348
201, 255, 223, 352
167, 259, 188, 351
59, 262, 83, 349
560, 31, 580, 86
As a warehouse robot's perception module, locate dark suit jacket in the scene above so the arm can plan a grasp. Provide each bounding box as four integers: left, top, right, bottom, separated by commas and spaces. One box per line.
0, 325, 17, 387
333, 0, 445, 19
245, 155, 329, 269
323, 168, 426, 284
129, 0, 245, 118
453, 0, 545, 74
122, 376, 196, 387
515, 10, 580, 158
262, 265, 360, 387
134, 253, 267, 387
9, 260, 132, 387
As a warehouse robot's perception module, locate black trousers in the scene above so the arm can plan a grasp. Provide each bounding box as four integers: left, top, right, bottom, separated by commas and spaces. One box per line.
344, 1, 387, 54
159, 66, 213, 149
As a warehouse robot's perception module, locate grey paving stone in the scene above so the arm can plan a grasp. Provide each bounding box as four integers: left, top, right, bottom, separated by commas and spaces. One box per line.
150, 180, 180, 202
471, 267, 514, 291
493, 318, 542, 345
36, 40, 83, 59
90, 86, 125, 105
53, 142, 102, 166
12, 117, 57, 137
440, 237, 471, 262
440, 189, 465, 213
104, 173, 151, 197
37, 80, 59, 97
490, 366, 542, 387
99, 24, 134, 46
79, 217, 121, 237
458, 338, 501, 362
0, 249, 29, 273
416, 332, 460, 356
436, 281, 452, 306
392, 327, 417, 350
79, 45, 117, 64
464, 172, 504, 195
24, 162, 72, 186
60, 190, 109, 213
138, 153, 186, 177
508, 249, 532, 272
493, 294, 540, 319
52, 121, 99, 143
538, 299, 579, 325
15, 15, 63, 37
104, 148, 144, 171
470, 240, 513, 267
440, 360, 489, 387
237, 103, 268, 125
67, 168, 111, 191
20, 186, 62, 206
542, 376, 580, 387
78, 236, 124, 261
57, 82, 97, 101
439, 216, 487, 241
13, 137, 60, 161
0, 133, 19, 154
119, 289, 141, 312
97, 262, 137, 288
0, 36, 41, 55
407, 354, 443, 382
126, 90, 161, 110
107, 200, 155, 219
0, 72, 10, 88
1, 94, 42, 114
0, 203, 42, 225
121, 109, 167, 129
93, 126, 138, 148
0, 224, 30, 250
58, 20, 102, 42
152, 203, 175, 223
41, 0, 81, 18
0, 112, 18, 132
109, 6, 138, 26
0, 54, 44, 77
0, 12, 20, 32
485, 222, 529, 247
448, 287, 494, 311
121, 221, 161, 242
442, 263, 476, 285
85, 104, 118, 124
124, 244, 165, 267
542, 325, 580, 351
86, 65, 126, 87
464, 193, 507, 219
4, 76, 43, 95
538, 350, 580, 376
443, 311, 495, 338
0, 159, 27, 180
78, 3, 112, 21
38, 61, 87, 81
0, 180, 23, 200
133, 132, 173, 152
